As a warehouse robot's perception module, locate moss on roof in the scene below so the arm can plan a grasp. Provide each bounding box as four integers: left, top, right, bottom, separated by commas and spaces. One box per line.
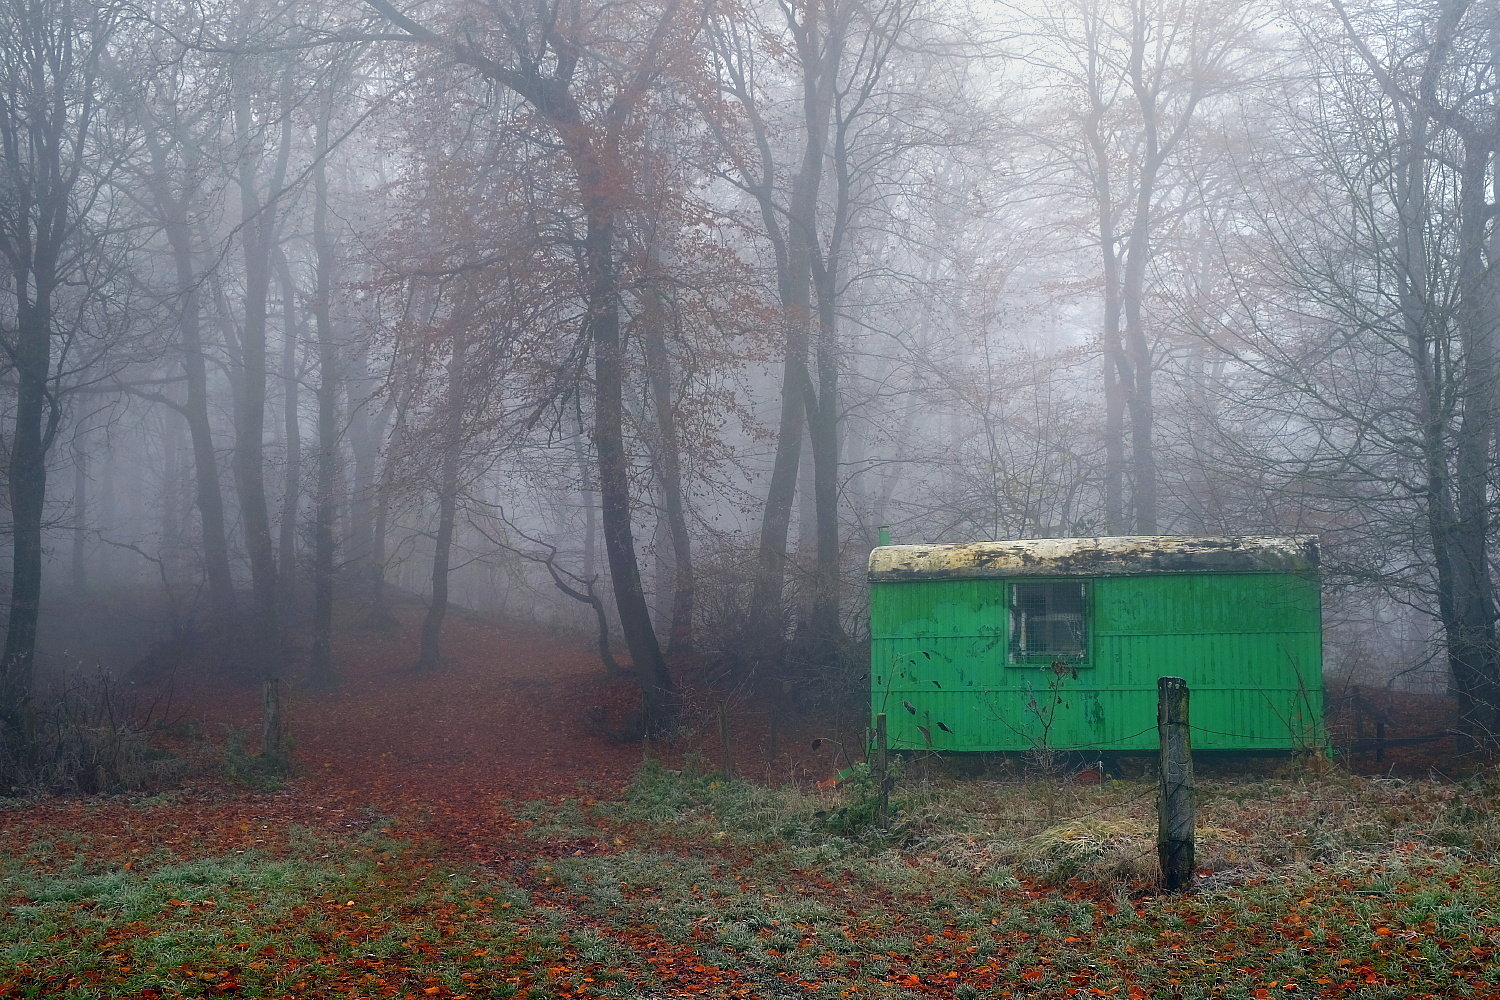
867, 535, 1319, 581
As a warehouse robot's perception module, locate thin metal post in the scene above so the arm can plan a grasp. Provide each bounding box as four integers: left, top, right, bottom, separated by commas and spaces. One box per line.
874, 713, 889, 828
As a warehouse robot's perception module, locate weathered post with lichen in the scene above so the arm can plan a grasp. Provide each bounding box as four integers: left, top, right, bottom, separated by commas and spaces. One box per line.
874, 713, 889, 828
1157, 676, 1194, 892
261, 678, 282, 760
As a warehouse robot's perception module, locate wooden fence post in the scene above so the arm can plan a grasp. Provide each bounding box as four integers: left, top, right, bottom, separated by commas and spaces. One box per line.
1157, 676, 1195, 892
718, 701, 734, 779
874, 713, 889, 828
261, 678, 282, 760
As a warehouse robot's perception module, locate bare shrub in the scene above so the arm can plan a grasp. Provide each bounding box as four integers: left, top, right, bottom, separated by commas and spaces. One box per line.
0, 670, 189, 796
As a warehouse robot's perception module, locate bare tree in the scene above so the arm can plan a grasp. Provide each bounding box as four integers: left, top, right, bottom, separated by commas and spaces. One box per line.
305, 75, 345, 687
707, 0, 927, 662
226, 0, 297, 677
274, 249, 304, 613
0, 0, 127, 725
1198, 0, 1500, 739
1016, 0, 1262, 533
364, 0, 696, 730
116, 44, 240, 623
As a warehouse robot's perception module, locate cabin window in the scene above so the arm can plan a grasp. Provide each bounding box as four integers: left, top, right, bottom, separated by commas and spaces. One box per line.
1009, 581, 1088, 663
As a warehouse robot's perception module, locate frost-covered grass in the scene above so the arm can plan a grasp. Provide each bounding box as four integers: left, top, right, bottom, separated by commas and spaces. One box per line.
4, 759, 1500, 998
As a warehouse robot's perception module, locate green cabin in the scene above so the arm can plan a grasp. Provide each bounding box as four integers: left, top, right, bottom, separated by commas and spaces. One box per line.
868, 536, 1324, 754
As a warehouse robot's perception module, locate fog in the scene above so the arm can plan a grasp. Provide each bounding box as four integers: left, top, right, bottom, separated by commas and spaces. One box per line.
0, 0, 1491, 781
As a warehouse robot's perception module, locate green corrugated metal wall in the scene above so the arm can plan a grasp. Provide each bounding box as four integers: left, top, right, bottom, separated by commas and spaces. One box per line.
870, 572, 1323, 753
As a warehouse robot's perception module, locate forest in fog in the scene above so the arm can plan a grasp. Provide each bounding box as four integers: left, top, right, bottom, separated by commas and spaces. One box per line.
1, 0, 1499, 762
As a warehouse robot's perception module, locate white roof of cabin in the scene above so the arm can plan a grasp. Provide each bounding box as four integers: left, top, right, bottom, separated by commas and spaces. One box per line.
867, 535, 1319, 581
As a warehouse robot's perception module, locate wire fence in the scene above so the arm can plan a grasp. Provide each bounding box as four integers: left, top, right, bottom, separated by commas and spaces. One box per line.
990, 722, 1456, 755
874, 691, 1479, 887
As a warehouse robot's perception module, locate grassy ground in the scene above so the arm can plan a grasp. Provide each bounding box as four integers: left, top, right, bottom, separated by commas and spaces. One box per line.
3, 755, 1499, 999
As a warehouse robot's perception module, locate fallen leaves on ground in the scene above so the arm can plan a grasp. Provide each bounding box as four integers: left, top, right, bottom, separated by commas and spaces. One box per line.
1, 601, 1498, 999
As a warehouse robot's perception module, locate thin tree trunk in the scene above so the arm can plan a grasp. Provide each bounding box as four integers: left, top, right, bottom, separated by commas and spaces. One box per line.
540, 548, 621, 675
1444, 133, 1500, 741
1396, 113, 1484, 741
72, 443, 87, 594
416, 341, 466, 672
370, 401, 406, 621
162, 422, 183, 595
570, 400, 597, 580
567, 399, 613, 670
1, 294, 53, 723
1097, 204, 1127, 535
1121, 170, 1158, 534
120, 36, 236, 621
308, 111, 341, 687
641, 282, 694, 657
806, 233, 844, 658
164, 222, 237, 622
98, 449, 115, 582
0, 0, 110, 728
804, 362, 841, 654
231, 233, 282, 672
744, 1, 841, 652
362, 0, 678, 728
747, 295, 811, 648
346, 372, 383, 577
230, 56, 295, 679
796, 427, 816, 558
1084, 96, 1129, 537
275, 253, 302, 612
586, 211, 677, 727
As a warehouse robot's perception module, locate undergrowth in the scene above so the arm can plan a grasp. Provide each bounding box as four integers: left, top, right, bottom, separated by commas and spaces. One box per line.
0, 672, 191, 798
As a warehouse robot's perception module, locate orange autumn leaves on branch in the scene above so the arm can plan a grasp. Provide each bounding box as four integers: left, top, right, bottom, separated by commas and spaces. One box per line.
365, 0, 757, 730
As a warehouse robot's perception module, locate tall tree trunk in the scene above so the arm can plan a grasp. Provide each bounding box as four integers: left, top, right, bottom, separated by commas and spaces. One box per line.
231, 230, 282, 672
804, 351, 841, 655
345, 371, 383, 577
746, 257, 811, 649
416, 342, 466, 672
162, 421, 183, 595
566, 399, 614, 670
1121, 170, 1158, 534
308, 112, 341, 687
806, 230, 844, 658
72, 442, 88, 594
163, 221, 237, 622
230, 55, 294, 679
1095, 183, 1127, 535
0, 0, 114, 734
362, 0, 678, 726
98, 448, 116, 583
641, 283, 694, 657
1393, 111, 1488, 742
585, 211, 678, 727
370, 392, 408, 622
741, 1, 844, 653
571, 400, 598, 580
275, 253, 302, 612
1443, 132, 1500, 741
796, 428, 816, 558
1, 294, 54, 723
